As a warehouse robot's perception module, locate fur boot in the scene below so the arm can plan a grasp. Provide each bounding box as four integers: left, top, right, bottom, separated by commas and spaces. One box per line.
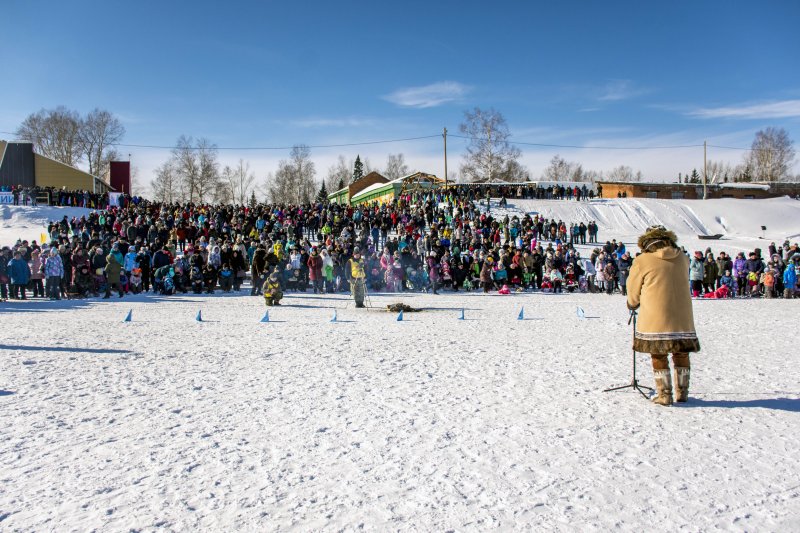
674, 367, 690, 402
652, 369, 673, 406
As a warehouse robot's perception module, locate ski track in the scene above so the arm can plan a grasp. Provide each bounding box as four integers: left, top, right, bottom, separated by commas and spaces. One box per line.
486, 197, 800, 252
1, 291, 799, 531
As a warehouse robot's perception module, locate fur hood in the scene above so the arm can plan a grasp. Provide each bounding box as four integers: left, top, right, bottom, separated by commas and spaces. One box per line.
638, 226, 678, 252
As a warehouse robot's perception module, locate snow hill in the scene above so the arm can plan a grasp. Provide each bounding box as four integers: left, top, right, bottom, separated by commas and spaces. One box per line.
0, 204, 94, 248
488, 196, 800, 253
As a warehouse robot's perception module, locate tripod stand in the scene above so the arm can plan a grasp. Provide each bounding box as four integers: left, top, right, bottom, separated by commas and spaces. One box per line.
603, 310, 654, 399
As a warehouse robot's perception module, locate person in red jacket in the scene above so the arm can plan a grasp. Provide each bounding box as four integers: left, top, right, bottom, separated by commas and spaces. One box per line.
307, 247, 323, 294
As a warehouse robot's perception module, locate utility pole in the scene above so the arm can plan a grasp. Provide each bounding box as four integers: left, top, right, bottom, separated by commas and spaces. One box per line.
703, 140, 708, 200
443, 127, 448, 192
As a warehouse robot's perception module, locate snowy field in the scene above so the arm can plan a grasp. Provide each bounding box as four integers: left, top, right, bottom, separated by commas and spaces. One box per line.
1, 290, 799, 531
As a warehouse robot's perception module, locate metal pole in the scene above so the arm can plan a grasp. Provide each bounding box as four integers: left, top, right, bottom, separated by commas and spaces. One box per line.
703, 140, 707, 200
443, 127, 448, 192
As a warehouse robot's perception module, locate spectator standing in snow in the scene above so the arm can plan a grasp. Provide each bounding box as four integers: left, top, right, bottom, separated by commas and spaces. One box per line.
7, 251, 31, 300
42, 248, 64, 300
626, 226, 700, 406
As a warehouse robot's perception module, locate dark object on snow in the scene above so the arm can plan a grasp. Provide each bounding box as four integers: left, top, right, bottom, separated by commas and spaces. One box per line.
697, 234, 724, 240
386, 303, 422, 313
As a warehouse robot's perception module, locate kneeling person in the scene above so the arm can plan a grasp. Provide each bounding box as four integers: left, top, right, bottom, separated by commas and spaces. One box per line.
262, 270, 283, 306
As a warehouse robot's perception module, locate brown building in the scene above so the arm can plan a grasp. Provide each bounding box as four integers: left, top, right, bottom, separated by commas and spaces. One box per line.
0, 140, 113, 193
596, 180, 800, 200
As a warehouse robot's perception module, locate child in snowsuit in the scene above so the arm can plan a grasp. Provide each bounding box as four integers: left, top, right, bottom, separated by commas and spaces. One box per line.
129, 267, 143, 294
218, 264, 234, 292
190, 264, 204, 294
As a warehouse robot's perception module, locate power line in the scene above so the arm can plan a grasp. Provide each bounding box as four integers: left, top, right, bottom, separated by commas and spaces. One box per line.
0, 130, 441, 150
707, 144, 780, 153
2, 127, 781, 153
449, 134, 704, 150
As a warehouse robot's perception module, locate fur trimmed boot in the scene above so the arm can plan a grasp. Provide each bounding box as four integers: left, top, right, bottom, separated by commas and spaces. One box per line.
674, 367, 690, 402
652, 369, 673, 406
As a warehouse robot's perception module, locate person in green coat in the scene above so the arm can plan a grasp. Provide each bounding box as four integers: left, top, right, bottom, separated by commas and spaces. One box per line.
104, 254, 124, 298
703, 254, 718, 294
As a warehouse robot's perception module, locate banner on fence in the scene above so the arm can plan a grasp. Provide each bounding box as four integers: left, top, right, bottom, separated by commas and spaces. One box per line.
108, 192, 123, 208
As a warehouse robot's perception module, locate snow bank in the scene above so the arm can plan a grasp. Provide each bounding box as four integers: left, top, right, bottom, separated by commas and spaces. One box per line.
0, 205, 95, 247
1, 291, 798, 530
488, 197, 800, 253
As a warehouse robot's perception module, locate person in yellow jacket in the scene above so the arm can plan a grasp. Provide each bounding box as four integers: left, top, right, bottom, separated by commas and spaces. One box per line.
345, 248, 367, 308
626, 226, 700, 406
262, 269, 283, 306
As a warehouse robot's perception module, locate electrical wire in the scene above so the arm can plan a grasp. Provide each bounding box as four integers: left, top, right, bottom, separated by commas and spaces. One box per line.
0, 130, 441, 150
448, 134, 703, 150
1, 128, 780, 153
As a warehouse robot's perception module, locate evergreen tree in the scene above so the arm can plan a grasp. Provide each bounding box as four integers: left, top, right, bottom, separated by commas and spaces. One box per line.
352, 155, 364, 182
316, 180, 328, 202
690, 169, 700, 183
337, 178, 345, 190
249, 190, 258, 208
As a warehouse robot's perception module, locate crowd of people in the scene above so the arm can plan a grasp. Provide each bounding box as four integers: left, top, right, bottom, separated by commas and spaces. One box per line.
0, 185, 132, 209
1, 188, 798, 303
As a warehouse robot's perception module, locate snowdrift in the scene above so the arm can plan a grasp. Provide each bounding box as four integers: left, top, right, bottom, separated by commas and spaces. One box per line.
0, 205, 95, 247
488, 196, 800, 252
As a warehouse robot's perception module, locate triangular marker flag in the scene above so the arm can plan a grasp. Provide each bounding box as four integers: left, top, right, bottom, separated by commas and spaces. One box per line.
196, 310, 203, 322
518, 307, 524, 320
123, 309, 132, 322
576, 306, 585, 319
458, 308, 465, 320
261, 310, 270, 323
397, 310, 404, 321
331, 310, 337, 323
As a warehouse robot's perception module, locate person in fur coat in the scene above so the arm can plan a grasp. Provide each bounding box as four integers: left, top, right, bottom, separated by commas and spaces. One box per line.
626, 226, 700, 406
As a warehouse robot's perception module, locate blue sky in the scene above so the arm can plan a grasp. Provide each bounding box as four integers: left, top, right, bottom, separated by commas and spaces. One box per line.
2, 0, 799, 186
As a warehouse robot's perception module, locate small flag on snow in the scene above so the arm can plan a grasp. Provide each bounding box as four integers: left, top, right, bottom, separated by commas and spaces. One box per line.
261, 310, 270, 323
397, 310, 404, 321
458, 308, 465, 320
123, 309, 132, 322
196, 310, 203, 322
576, 306, 585, 319
331, 310, 337, 323
518, 307, 524, 320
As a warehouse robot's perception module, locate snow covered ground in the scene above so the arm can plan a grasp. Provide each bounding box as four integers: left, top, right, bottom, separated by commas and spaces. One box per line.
1, 200, 799, 530
1, 290, 799, 531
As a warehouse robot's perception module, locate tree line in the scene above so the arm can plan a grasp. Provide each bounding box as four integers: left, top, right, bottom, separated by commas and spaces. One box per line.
16, 106, 125, 180
13, 106, 797, 204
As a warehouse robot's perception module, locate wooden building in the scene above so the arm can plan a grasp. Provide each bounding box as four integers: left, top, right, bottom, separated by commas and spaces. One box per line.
0, 140, 113, 193
595, 180, 800, 200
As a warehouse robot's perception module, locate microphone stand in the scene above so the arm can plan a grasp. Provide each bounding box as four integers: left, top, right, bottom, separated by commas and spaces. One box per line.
603, 309, 654, 399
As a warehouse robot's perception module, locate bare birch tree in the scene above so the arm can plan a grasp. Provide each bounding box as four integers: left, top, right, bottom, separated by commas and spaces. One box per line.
326, 155, 351, 191
266, 145, 317, 204
16, 106, 83, 167
151, 162, 180, 203
459, 107, 526, 183
384, 153, 410, 180
222, 159, 256, 204
745, 127, 795, 182
80, 109, 125, 178
195, 138, 219, 203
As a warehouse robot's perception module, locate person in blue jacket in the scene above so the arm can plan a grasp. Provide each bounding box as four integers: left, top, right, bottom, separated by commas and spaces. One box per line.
784, 256, 798, 298
7, 251, 31, 300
